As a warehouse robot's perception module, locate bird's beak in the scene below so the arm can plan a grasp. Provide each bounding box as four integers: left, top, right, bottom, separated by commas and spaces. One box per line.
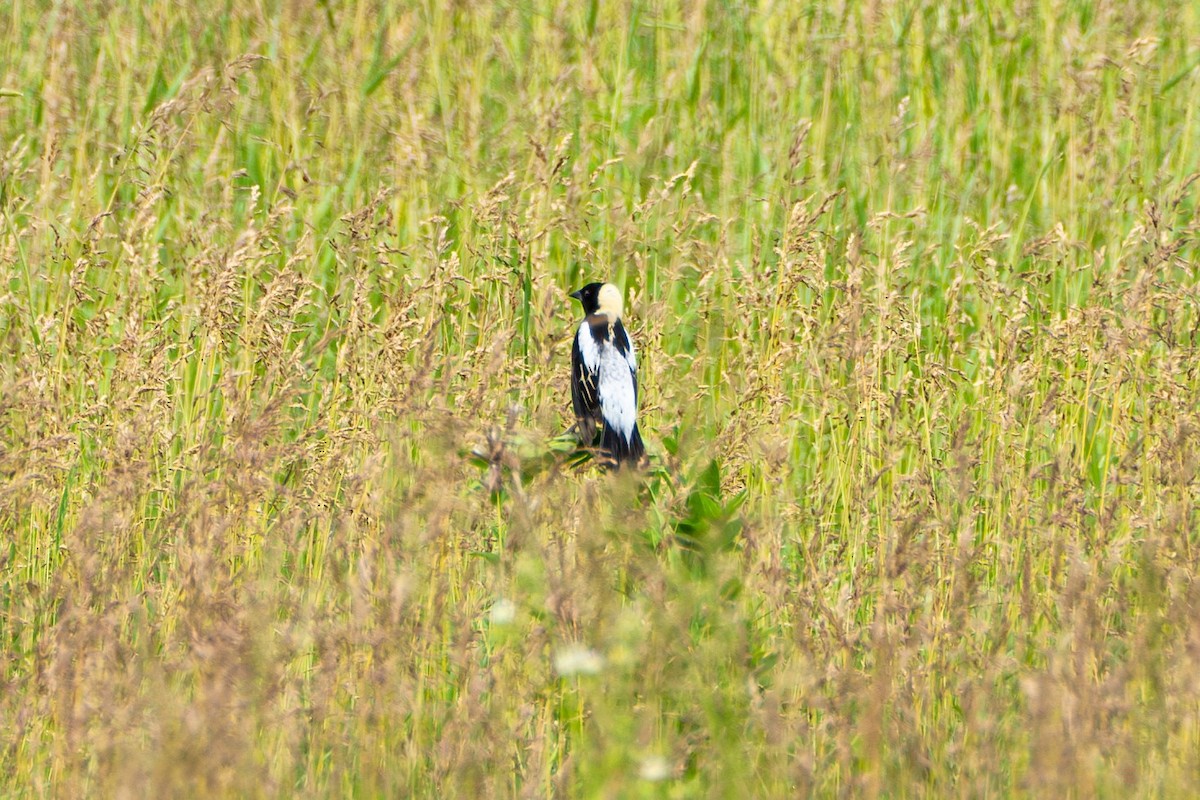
569, 289, 582, 301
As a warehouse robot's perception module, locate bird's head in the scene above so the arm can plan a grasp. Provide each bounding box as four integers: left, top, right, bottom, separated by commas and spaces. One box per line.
570, 282, 623, 320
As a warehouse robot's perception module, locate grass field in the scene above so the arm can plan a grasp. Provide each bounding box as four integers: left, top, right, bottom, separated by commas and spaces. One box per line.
3, 0, 1200, 796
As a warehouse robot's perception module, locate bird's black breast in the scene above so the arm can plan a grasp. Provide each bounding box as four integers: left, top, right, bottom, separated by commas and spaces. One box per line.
587, 317, 612, 346
586, 317, 632, 357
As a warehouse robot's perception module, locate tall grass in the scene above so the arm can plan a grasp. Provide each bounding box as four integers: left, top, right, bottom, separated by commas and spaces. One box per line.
2, 0, 1200, 795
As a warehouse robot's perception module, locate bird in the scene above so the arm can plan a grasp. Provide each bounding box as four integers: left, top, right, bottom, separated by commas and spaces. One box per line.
569, 281, 645, 467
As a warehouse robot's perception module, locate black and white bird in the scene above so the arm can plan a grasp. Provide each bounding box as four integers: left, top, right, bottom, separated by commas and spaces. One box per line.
569, 282, 645, 467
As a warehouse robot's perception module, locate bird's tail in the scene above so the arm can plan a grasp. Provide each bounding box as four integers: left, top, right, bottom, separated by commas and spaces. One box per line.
601, 423, 645, 467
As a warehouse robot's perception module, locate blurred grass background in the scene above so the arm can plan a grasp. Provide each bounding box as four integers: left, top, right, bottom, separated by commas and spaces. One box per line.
2, 0, 1200, 796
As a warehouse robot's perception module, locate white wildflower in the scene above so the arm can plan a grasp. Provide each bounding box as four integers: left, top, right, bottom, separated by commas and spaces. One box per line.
639, 755, 671, 782
489, 598, 516, 626
552, 644, 604, 677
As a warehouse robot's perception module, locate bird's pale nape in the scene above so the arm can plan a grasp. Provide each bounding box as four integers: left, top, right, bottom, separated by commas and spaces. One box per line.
569, 282, 645, 468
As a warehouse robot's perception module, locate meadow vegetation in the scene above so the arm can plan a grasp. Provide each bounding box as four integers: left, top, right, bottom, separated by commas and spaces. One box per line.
2, 0, 1200, 796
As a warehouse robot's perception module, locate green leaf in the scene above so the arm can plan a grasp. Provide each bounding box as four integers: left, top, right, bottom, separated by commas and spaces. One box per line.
362, 30, 422, 98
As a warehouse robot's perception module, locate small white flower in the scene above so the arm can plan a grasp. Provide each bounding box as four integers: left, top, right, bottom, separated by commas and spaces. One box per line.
489, 598, 517, 626
638, 755, 671, 782
553, 644, 604, 677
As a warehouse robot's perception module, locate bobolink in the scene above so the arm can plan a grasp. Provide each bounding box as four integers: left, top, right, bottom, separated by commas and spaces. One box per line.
569, 282, 645, 467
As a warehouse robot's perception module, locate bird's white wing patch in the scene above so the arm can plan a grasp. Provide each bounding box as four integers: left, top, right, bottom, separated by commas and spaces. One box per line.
598, 342, 638, 439
576, 322, 600, 371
